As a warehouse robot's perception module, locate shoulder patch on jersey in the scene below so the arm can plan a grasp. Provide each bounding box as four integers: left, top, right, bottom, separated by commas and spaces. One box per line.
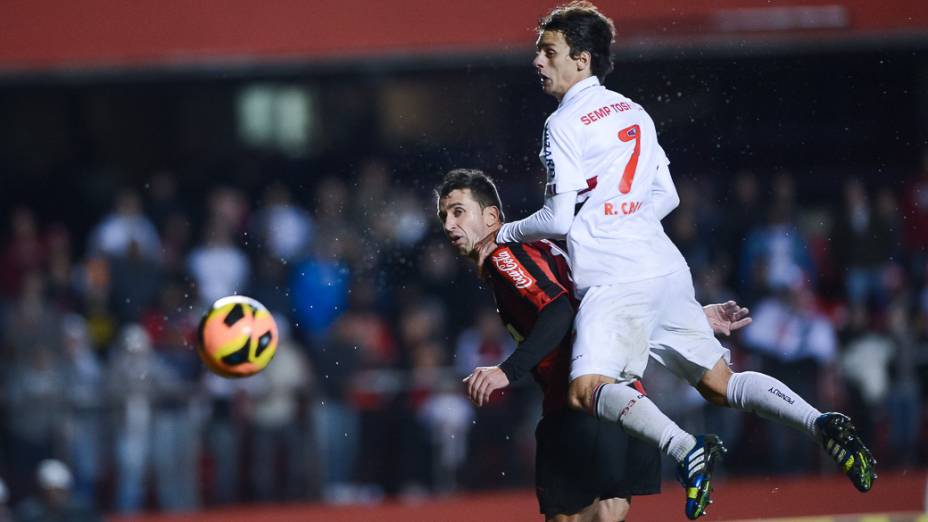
491, 247, 536, 289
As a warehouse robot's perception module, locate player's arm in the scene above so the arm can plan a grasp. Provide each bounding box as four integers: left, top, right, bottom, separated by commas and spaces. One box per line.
651, 160, 680, 220
465, 244, 571, 406
465, 296, 572, 407
496, 118, 587, 245
495, 190, 576, 243
498, 295, 572, 382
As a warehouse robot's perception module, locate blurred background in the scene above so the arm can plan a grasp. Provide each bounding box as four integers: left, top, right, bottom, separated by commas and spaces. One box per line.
0, 0, 927, 520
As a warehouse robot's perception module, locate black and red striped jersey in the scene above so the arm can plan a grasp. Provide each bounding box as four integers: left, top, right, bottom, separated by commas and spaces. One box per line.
484, 239, 577, 414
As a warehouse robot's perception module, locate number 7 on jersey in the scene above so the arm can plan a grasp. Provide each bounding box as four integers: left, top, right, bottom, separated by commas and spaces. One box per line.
617, 124, 641, 194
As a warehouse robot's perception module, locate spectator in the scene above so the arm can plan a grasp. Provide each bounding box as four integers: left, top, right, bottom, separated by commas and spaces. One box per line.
453, 306, 515, 378
2, 271, 62, 363
250, 321, 312, 501
108, 239, 163, 323
146, 282, 203, 512
201, 373, 255, 506
158, 210, 194, 275
14, 460, 101, 522
839, 305, 895, 445
740, 183, 815, 298
45, 224, 77, 309
207, 186, 249, 236
411, 341, 473, 494
187, 218, 251, 307
250, 182, 314, 263
108, 323, 198, 512
718, 171, 762, 288
290, 238, 351, 342
87, 189, 161, 262
4, 347, 63, 501
0, 207, 46, 299
59, 315, 104, 507
311, 311, 365, 502
901, 148, 928, 274
832, 179, 897, 308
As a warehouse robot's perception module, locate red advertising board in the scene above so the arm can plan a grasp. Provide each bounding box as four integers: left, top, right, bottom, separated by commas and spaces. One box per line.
1, 0, 926, 71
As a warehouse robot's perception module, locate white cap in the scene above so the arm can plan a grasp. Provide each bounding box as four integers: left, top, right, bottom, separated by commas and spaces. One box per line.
37, 459, 72, 490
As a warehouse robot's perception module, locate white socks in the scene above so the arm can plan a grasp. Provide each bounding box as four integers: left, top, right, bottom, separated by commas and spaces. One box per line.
591, 371, 822, 464
726, 371, 820, 438
594, 383, 696, 463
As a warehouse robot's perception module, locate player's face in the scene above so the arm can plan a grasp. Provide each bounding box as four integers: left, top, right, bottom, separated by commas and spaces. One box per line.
438, 189, 493, 257
533, 30, 588, 101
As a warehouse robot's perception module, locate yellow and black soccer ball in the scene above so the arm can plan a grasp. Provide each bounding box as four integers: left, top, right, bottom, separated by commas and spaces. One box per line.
197, 295, 278, 378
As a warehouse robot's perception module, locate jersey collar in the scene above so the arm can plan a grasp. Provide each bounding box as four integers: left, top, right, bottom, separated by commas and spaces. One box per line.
560, 76, 600, 107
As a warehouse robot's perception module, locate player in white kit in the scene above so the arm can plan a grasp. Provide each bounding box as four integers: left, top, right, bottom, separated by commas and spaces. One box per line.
476, 2, 877, 519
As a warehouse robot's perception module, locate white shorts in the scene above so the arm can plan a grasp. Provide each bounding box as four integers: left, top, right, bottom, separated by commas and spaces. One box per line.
570, 268, 730, 384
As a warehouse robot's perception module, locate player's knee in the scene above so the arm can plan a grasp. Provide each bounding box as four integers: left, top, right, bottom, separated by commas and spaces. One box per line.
595, 497, 630, 522
568, 376, 616, 415
567, 380, 595, 414
700, 387, 728, 407
696, 360, 733, 407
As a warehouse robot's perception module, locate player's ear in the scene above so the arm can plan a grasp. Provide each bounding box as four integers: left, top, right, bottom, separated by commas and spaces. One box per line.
484, 206, 501, 226
577, 50, 591, 72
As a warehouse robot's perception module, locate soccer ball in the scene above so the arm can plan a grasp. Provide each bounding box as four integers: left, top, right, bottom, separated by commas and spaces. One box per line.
197, 295, 278, 378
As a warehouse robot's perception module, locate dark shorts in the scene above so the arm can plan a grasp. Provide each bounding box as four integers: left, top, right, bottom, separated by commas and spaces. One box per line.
535, 408, 662, 516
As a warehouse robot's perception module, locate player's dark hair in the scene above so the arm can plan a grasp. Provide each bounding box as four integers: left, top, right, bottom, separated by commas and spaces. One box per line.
435, 169, 505, 221
539, 1, 615, 82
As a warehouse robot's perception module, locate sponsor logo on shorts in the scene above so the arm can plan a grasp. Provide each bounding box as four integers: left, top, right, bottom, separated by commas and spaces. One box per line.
768, 386, 795, 404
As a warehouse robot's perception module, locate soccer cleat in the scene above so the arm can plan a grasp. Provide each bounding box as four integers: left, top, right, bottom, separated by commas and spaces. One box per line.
816, 412, 877, 492
676, 434, 726, 520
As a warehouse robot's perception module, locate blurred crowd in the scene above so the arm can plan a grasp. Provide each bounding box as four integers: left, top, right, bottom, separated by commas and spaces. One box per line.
1, 152, 927, 516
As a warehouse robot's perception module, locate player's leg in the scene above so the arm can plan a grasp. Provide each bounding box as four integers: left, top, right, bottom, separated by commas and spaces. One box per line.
651, 268, 876, 492
538, 407, 655, 522
568, 282, 697, 464
592, 497, 630, 522
699, 358, 876, 491
545, 504, 596, 522
568, 374, 695, 464
536, 410, 605, 522
570, 282, 722, 519
696, 358, 819, 434
545, 497, 630, 522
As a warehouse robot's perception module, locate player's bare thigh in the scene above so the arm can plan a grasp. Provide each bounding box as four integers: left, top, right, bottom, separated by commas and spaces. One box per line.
545, 497, 631, 522
568, 374, 618, 414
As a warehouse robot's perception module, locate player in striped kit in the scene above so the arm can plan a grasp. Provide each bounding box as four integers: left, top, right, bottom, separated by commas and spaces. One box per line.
437, 168, 754, 521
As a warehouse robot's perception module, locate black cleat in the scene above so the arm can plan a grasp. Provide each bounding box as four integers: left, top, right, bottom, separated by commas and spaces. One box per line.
816, 412, 877, 492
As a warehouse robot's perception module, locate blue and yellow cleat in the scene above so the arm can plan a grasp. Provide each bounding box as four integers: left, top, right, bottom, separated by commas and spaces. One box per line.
816, 412, 877, 492
676, 434, 726, 520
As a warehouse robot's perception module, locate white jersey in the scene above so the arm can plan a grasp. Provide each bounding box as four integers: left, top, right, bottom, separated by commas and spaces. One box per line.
541, 76, 687, 290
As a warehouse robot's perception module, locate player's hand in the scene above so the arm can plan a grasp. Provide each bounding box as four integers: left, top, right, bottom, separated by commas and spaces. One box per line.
462, 366, 510, 407
703, 300, 752, 336
473, 225, 501, 276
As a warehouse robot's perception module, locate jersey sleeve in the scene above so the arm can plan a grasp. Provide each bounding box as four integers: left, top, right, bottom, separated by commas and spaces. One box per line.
651, 160, 680, 221
495, 190, 576, 244
498, 295, 572, 383
487, 244, 567, 311
543, 117, 588, 196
